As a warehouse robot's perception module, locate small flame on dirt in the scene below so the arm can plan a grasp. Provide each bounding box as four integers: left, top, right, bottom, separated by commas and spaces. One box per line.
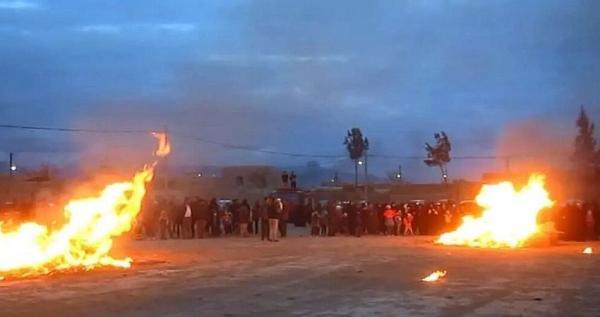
422, 270, 447, 282
583, 247, 593, 254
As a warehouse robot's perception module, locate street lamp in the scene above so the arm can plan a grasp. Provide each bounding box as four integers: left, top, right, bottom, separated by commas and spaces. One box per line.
9, 152, 15, 175
395, 165, 402, 181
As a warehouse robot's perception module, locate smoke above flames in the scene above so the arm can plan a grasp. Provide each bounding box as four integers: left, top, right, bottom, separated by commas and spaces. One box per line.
495, 119, 573, 173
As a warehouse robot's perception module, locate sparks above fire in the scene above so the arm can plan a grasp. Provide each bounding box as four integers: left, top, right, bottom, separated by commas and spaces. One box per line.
437, 174, 554, 248
0, 133, 170, 279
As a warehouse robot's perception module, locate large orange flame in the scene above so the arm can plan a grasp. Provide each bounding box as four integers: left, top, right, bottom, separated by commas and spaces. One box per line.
437, 174, 553, 248
0, 133, 170, 279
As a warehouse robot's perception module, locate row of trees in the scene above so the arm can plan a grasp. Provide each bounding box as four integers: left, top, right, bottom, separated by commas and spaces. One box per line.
344, 128, 452, 186
344, 106, 599, 186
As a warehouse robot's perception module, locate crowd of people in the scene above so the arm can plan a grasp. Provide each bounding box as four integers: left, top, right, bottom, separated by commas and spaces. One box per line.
137, 196, 290, 242
136, 198, 474, 241
136, 196, 600, 242
554, 200, 600, 241
307, 201, 461, 238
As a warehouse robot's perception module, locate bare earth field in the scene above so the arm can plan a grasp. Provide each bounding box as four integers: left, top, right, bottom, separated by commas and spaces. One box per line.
1, 228, 599, 317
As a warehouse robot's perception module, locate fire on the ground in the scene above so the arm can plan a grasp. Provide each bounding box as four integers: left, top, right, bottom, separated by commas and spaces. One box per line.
0, 133, 170, 279
437, 174, 554, 248
422, 270, 447, 282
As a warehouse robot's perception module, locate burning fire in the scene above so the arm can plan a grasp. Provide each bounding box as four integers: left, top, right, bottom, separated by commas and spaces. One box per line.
422, 270, 447, 282
0, 133, 170, 279
437, 174, 553, 248
583, 247, 593, 254
152, 131, 171, 157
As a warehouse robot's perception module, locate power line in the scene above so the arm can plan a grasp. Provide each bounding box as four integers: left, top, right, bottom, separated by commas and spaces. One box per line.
0, 123, 544, 161
0, 124, 147, 134
171, 133, 345, 158
0, 124, 346, 158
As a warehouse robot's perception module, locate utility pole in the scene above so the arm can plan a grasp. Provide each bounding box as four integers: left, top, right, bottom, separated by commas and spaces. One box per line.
9, 152, 15, 176
363, 150, 368, 202
396, 164, 402, 182
354, 159, 358, 188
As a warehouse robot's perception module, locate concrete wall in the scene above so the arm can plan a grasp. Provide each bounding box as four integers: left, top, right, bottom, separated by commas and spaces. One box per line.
150, 165, 282, 202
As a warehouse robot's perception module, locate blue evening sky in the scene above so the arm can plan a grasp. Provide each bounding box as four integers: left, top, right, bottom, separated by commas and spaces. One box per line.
0, 0, 598, 181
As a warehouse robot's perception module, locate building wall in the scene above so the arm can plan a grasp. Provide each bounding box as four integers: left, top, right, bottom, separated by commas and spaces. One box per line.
149, 165, 282, 202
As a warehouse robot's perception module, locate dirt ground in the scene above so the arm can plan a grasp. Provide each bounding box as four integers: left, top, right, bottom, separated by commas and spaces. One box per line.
1, 228, 599, 317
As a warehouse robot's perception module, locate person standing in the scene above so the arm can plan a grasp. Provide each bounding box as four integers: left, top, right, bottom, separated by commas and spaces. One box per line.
158, 201, 169, 240
279, 200, 289, 238
260, 197, 270, 241
403, 212, 414, 235
327, 201, 337, 236
354, 204, 363, 238
348, 203, 357, 236
208, 198, 220, 237
320, 209, 329, 237
269, 198, 282, 242
223, 207, 233, 235
190, 197, 201, 239
281, 171, 289, 188
290, 171, 297, 190
197, 199, 209, 239
239, 199, 251, 238
230, 200, 240, 235
394, 207, 402, 236
169, 198, 182, 239
585, 204, 596, 241
252, 201, 261, 235
182, 198, 193, 239
310, 209, 321, 236
383, 205, 396, 236
366, 203, 377, 234
335, 203, 345, 235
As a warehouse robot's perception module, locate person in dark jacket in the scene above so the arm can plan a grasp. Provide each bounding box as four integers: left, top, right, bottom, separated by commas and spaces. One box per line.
279, 200, 289, 238
190, 197, 201, 239
208, 198, 221, 237
229, 199, 240, 234
355, 203, 364, 237
327, 201, 337, 236
197, 199, 210, 239
260, 197, 270, 241
169, 198, 183, 239
239, 199, 251, 237
252, 201, 261, 235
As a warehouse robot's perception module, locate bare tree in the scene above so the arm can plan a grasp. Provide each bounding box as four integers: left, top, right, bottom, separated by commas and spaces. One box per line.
424, 131, 452, 183
344, 128, 369, 187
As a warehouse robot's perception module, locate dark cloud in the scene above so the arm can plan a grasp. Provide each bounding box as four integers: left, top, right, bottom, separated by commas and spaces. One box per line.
0, 0, 598, 181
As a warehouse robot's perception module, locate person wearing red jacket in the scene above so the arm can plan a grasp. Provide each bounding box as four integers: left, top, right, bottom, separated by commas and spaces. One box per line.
383, 205, 396, 236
